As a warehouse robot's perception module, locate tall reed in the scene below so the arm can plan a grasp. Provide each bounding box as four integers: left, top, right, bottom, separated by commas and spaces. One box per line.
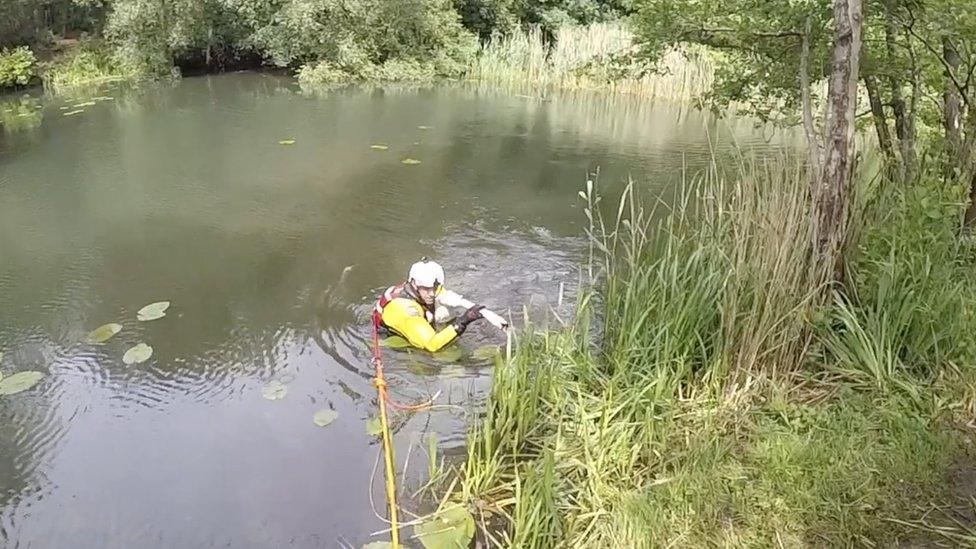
470, 23, 715, 102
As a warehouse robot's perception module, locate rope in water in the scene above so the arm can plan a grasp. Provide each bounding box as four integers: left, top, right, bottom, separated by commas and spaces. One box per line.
370, 323, 435, 548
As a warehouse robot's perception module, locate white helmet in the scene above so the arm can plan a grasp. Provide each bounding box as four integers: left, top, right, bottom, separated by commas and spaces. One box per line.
408, 258, 445, 288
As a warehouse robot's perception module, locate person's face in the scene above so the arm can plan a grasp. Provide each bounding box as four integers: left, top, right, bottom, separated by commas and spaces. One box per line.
416, 285, 436, 306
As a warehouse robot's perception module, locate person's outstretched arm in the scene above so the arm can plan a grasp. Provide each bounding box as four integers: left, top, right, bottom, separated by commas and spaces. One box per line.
438, 288, 509, 330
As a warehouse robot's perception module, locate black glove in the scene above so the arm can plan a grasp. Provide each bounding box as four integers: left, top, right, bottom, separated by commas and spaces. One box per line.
453, 305, 485, 334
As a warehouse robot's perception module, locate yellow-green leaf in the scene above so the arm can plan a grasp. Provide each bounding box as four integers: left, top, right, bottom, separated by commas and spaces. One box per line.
262, 380, 287, 400
433, 346, 463, 363
366, 417, 383, 436
87, 323, 122, 344
137, 301, 170, 321
0, 371, 44, 396
381, 336, 412, 349
313, 409, 338, 427
123, 343, 153, 365
414, 503, 475, 549
471, 345, 500, 360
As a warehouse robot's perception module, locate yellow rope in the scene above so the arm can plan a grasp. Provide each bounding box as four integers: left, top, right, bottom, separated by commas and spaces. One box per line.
373, 370, 400, 547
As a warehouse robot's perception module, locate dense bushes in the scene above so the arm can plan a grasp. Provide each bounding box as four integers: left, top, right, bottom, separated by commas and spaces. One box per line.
0, 46, 37, 90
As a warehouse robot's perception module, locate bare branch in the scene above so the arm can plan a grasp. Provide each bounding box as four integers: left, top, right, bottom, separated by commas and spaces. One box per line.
897, 14, 970, 106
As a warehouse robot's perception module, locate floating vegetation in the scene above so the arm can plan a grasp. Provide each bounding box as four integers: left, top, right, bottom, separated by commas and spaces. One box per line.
122, 343, 153, 365
471, 345, 501, 360
137, 301, 170, 321
262, 380, 287, 400
380, 335, 411, 349
0, 371, 45, 396
366, 417, 383, 435
413, 504, 475, 549
433, 346, 463, 363
313, 409, 338, 427
86, 323, 122, 344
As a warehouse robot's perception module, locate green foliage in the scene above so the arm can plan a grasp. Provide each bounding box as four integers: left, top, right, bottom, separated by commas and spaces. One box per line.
43, 41, 130, 92
822, 173, 976, 388
632, 0, 832, 121
458, 163, 974, 546
0, 46, 38, 89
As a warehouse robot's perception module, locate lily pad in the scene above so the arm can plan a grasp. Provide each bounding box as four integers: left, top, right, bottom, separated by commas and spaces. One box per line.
366, 417, 383, 436
370, 144, 389, 150
313, 409, 338, 427
433, 346, 463, 363
278, 139, 296, 145
137, 301, 170, 321
471, 345, 500, 360
262, 380, 288, 400
63, 110, 84, 116
414, 503, 475, 549
123, 343, 153, 365
86, 323, 122, 344
0, 371, 45, 396
381, 336, 412, 349
401, 158, 422, 165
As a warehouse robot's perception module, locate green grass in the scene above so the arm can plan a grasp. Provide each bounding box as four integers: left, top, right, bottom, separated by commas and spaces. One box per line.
451, 158, 976, 546
470, 22, 715, 102
41, 42, 133, 94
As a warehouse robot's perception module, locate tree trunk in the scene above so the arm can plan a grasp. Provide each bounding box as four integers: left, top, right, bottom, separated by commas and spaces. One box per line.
903, 40, 920, 182
817, 0, 863, 283
963, 107, 976, 227
944, 38, 963, 175
864, 74, 894, 162
884, 0, 907, 181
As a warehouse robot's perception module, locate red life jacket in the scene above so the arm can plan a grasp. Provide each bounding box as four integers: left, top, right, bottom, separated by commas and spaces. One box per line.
373, 283, 404, 328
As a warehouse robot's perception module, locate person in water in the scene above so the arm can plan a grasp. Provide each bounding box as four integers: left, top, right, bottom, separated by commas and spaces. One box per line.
373, 258, 508, 352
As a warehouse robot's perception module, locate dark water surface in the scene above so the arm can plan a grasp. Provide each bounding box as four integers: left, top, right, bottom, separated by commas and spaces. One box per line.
0, 73, 788, 547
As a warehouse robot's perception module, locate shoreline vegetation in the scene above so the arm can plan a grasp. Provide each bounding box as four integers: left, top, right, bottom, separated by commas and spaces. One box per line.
450, 163, 976, 546
2, 22, 712, 104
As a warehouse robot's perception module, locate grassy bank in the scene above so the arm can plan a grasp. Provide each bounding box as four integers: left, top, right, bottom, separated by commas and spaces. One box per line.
41, 41, 133, 94
469, 23, 714, 102
452, 161, 976, 546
